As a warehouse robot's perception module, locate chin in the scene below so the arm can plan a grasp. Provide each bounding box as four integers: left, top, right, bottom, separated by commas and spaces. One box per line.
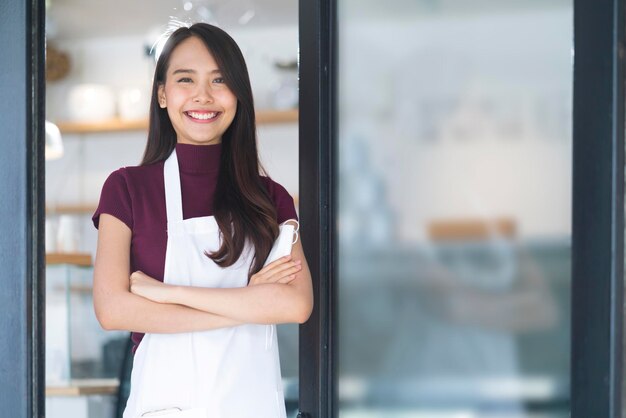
193, 139, 221, 145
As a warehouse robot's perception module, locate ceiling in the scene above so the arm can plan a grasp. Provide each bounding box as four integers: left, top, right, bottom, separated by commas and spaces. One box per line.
46, 0, 298, 41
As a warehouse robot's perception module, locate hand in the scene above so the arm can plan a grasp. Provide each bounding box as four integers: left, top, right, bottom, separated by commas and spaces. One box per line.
130, 271, 173, 303
249, 255, 302, 286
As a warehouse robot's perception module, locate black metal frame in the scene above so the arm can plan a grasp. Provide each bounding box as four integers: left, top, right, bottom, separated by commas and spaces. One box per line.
0, 0, 46, 416
571, 0, 626, 416
298, 0, 337, 417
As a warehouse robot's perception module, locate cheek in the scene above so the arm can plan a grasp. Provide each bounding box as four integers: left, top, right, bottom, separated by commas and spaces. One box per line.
166, 107, 179, 123
219, 90, 238, 109
165, 86, 187, 104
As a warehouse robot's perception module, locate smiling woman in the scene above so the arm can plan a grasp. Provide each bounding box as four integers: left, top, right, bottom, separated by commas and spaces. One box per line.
41, 1, 303, 414
91, 23, 312, 418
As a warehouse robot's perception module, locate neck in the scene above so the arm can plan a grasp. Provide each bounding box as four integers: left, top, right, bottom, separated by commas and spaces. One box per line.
175, 142, 221, 174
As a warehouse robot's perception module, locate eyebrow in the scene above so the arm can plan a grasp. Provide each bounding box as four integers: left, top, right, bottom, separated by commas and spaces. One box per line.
171, 68, 222, 75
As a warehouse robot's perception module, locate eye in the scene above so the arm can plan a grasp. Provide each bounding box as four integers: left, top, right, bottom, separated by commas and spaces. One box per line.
213, 77, 225, 84
177, 77, 192, 83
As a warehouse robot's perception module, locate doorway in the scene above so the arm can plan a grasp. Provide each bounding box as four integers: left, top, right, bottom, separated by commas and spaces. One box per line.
3, 0, 626, 417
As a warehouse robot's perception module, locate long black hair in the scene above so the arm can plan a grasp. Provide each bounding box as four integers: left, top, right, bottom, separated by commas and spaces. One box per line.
141, 23, 279, 279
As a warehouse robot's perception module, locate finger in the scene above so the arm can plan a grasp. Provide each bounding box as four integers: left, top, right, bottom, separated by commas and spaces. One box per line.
265, 265, 302, 283
279, 265, 302, 278
249, 273, 270, 286
258, 255, 292, 275
277, 274, 298, 284
262, 260, 301, 278
257, 268, 293, 283
265, 255, 292, 269
253, 259, 300, 284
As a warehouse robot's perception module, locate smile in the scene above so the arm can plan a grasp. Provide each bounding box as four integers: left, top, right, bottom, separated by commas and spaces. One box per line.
184, 111, 220, 122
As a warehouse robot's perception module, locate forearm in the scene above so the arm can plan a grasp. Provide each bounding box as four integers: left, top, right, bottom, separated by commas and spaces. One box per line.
97, 290, 244, 333
169, 283, 307, 325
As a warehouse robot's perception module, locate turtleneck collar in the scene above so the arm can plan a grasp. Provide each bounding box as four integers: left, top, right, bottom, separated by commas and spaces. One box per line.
175, 142, 221, 174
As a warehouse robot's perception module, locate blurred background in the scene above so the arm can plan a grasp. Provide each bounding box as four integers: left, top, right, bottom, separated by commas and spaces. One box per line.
44, 0, 573, 417
336, 0, 571, 417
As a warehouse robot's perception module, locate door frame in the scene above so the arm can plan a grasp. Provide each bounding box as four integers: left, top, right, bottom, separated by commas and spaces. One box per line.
298, 0, 337, 417
571, 0, 626, 416
0, 0, 46, 416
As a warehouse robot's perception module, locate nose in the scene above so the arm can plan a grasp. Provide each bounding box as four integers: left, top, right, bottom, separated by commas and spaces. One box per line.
193, 83, 214, 103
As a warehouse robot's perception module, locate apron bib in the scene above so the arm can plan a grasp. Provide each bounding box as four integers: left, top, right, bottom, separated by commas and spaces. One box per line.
123, 149, 288, 418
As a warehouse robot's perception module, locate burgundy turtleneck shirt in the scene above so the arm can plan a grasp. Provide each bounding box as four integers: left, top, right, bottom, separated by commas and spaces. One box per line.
92, 142, 298, 353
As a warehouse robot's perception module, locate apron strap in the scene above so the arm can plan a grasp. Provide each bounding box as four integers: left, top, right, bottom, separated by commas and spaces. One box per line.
164, 149, 184, 223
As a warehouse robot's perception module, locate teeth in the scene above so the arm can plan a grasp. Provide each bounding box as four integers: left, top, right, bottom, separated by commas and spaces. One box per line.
187, 111, 217, 120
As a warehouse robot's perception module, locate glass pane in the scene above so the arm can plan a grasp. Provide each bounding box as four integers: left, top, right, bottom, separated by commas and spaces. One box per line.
337, 2, 572, 417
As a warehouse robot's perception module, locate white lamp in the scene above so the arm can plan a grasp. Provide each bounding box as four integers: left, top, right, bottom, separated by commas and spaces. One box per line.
45, 120, 64, 160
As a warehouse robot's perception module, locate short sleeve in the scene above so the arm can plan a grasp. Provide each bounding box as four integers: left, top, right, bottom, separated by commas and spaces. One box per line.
261, 177, 298, 224
92, 168, 133, 231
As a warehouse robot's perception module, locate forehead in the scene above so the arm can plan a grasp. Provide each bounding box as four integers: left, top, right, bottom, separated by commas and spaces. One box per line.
168, 36, 219, 73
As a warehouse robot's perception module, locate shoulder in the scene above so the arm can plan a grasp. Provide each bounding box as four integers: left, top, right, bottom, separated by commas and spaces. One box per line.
105, 162, 164, 194
93, 162, 164, 230
259, 176, 298, 223
113, 161, 164, 183
100, 167, 130, 196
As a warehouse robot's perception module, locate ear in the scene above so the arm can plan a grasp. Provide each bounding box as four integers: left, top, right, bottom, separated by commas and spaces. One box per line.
157, 84, 166, 108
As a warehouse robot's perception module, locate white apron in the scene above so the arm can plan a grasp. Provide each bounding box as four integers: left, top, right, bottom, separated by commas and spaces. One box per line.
123, 149, 289, 418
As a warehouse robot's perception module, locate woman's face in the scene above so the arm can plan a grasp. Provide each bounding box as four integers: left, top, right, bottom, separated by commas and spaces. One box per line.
158, 36, 237, 146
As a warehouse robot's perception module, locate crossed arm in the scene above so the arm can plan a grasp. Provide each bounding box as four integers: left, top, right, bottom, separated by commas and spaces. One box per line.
93, 214, 313, 334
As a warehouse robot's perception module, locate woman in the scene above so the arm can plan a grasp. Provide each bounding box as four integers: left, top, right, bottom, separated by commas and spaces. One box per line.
91, 23, 313, 418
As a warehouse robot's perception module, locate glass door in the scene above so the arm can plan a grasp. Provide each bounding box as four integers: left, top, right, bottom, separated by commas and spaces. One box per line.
335, 2, 573, 417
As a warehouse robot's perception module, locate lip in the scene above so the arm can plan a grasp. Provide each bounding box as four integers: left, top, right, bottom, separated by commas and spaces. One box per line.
184, 110, 221, 124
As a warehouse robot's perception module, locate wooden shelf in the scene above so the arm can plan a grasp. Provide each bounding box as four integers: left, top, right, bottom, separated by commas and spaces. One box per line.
427, 218, 516, 241
46, 204, 97, 215
56, 109, 298, 134
68, 284, 93, 293
46, 252, 92, 267
256, 108, 298, 124
46, 378, 119, 396
56, 118, 147, 134
46, 196, 298, 216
